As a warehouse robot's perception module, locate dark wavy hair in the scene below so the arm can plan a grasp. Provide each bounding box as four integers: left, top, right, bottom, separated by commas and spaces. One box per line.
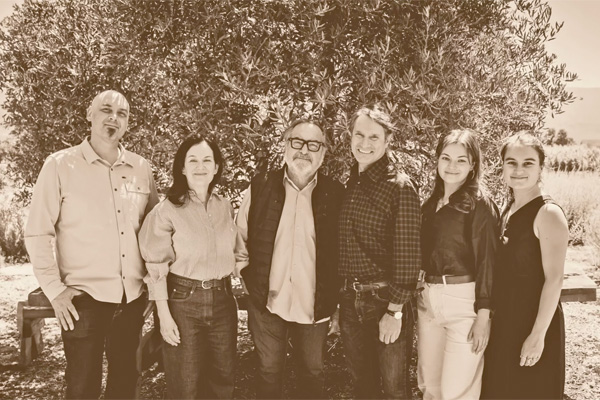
167, 136, 224, 206
500, 131, 546, 209
424, 129, 483, 213
349, 104, 397, 138
500, 131, 545, 166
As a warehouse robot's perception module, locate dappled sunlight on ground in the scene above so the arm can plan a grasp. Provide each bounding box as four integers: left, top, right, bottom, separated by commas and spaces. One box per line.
0, 259, 598, 399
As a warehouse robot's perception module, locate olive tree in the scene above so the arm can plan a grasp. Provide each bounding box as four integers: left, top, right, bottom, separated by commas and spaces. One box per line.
0, 0, 576, 204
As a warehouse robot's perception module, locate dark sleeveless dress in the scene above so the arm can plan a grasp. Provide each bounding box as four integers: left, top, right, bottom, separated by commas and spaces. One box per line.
482, 195, 565, 399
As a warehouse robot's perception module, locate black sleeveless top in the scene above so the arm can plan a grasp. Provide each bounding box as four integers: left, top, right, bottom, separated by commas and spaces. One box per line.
482, 195, 565, 399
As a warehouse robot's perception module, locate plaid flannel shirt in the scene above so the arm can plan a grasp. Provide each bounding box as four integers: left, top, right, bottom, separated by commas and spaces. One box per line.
339, 155, 421, 305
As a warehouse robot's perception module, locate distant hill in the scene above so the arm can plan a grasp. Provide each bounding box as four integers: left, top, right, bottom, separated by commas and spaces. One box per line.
582, 139, 600, 147
546, 87, 600, 142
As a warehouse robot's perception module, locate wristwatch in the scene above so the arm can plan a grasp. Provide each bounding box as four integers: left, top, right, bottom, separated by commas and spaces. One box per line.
386, 309, 402, 320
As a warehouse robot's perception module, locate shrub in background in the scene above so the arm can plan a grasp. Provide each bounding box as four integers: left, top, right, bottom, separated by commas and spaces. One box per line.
584, 209, 600, 269
0, 0, 576, 203
0, 201, 27, 264
543, 171, 600, 246
546, 144, 600, 172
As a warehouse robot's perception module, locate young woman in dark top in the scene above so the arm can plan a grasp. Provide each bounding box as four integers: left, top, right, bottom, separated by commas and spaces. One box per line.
482, 132, 568, 399
418, 129, 500, 399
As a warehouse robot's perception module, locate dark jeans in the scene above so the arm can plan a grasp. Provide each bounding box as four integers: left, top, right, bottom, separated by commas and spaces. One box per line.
61, 291, 146, 399
339, 286, 415, 399
246, 299, 329, 399
162, 274, 238, 399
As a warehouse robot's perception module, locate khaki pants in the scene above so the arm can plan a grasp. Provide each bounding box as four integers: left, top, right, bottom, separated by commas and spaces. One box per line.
417, 282, 483, 400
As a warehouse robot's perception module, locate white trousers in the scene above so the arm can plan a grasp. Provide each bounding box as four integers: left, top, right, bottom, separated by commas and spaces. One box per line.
417, 282, 483, 400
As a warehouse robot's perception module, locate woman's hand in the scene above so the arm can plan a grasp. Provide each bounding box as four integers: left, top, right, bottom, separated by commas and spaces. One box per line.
234, 262, 247, 278
520, 333, 545, 367
468, 312, 491, 354
156, 301, 181, 347
328, 309, 340, 336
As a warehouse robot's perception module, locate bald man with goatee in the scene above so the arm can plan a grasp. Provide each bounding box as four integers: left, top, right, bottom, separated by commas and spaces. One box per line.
25, 90, 159, 399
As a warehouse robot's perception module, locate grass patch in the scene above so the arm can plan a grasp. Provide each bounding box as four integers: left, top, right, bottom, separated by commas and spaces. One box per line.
544, 171, 600, 250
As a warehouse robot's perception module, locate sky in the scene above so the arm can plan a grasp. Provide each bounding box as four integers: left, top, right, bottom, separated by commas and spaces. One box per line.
0, 0, 599, 141
544, 0, 600, 141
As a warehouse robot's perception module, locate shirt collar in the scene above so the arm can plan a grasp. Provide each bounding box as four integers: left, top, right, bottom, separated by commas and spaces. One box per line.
189, 190, 215, 204
80, 137, 133, 166
353, 154, 391, 183
283, 167, 318, 192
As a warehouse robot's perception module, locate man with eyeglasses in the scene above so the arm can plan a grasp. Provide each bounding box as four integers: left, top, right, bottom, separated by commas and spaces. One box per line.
235, 119, 344, 399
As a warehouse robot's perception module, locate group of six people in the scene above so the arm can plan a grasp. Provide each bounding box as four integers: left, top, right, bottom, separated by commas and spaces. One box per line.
25, 90, 568, 399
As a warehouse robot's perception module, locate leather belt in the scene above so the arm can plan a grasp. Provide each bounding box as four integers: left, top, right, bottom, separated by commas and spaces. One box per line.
424, 275, 475, 285
167, 273, 227, 289
344, 279, 388, 292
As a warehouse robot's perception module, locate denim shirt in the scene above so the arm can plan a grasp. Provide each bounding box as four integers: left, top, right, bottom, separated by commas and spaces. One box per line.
421, 195, 500, 311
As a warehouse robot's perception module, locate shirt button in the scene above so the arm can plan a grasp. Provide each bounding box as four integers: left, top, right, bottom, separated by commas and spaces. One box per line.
122, 254, 125, 258
118, 210, 121, 213
122, 276, 125, 280
121, 232, 124, 235
114, 188, 117, 191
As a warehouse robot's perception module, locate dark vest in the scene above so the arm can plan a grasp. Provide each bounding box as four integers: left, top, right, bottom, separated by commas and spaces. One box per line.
241, 168, 344, 321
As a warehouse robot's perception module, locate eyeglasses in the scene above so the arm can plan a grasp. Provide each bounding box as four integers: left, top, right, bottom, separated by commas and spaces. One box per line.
287, 137, 325, 152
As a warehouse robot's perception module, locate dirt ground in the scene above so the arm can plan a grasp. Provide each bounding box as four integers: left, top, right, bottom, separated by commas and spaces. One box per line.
0, 247, 598, 399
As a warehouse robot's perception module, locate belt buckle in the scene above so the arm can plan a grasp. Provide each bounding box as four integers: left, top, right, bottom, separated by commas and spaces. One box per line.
201, 280, 211, 289
352, 281, 361, 291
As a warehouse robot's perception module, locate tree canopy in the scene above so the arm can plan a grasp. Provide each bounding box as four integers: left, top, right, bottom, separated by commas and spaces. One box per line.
0, 0, 577, 203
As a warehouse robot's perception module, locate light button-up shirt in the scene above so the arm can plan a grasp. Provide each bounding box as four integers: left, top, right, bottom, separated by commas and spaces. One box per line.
25, 138, 159, 303
236, 171, 325, 324
139, 193, 236, 301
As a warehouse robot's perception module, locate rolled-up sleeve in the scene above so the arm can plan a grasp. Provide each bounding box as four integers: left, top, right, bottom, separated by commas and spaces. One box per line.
389, 182, 421, 305
24, 156, 67, 302
139, 203, 175, 300
471, 197, 500, 311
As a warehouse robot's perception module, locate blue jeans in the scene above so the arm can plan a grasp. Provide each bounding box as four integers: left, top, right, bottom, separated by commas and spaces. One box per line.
162, 274, 238, 399
246, 299, 329, 399
61, 292, 146, 399
339, 286, 415, 399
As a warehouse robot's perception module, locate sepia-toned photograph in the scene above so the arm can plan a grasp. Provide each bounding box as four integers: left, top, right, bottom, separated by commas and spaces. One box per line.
0, 0, 598, 399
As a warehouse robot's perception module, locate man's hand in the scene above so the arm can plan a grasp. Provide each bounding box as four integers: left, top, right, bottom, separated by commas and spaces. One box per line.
51, 287, 84, 331
328, 309, 340, 336
379, 313, 402, 344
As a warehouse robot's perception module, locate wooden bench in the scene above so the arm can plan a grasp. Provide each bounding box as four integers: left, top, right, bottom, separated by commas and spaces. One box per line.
561, 261, 597, 302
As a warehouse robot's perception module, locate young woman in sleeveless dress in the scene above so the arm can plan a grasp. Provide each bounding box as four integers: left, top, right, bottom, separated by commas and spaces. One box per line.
482, 132, 568, 399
